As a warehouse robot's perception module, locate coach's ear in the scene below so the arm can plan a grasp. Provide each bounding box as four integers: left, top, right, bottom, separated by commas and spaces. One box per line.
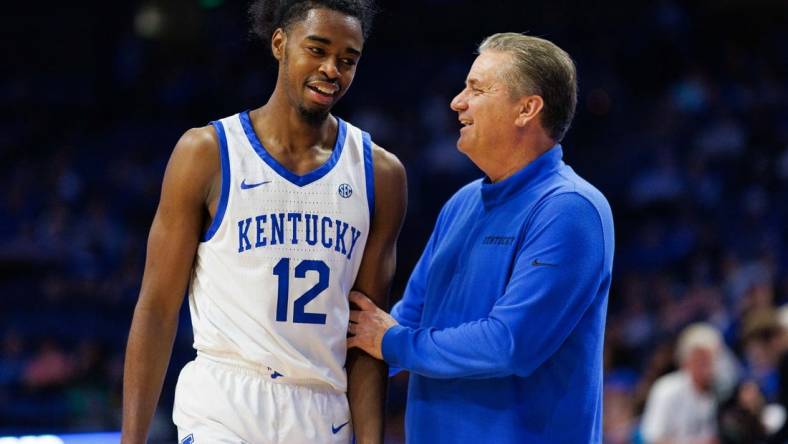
271, 28, 286, 61
515, 95, 544, 127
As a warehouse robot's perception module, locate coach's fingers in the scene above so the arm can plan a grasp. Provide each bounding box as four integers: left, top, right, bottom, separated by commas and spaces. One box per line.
347, 336, 359, 350
349, 291, 376, 310
349, 310, 360, 323
348, 321, 357, 335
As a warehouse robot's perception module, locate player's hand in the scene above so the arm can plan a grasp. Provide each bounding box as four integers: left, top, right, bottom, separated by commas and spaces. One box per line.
347, 291, 398, 360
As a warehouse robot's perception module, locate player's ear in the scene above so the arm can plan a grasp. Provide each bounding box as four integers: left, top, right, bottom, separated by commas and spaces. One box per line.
515, 95, 544, 127
271, 28, 286, 61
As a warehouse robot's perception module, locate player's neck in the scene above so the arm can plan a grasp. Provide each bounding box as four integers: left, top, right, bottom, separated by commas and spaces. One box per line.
252, 95, 337, 153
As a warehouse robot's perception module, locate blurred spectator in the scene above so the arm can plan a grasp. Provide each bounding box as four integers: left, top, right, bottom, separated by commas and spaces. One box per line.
634, 340, 677, 415
765, 306, 788, 443
22, 339, 75, 390
718, 380, 769, 444
741, 309, 785, 401
0, 331, 27, 387
604, 376, 639, 444
640, 323, 723, 444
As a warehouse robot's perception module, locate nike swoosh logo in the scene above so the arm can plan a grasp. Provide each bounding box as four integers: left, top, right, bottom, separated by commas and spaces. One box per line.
271, 371, 284, 379
240, 179, 271, 190
332, 421, 350, 434
531, 259, 558, 267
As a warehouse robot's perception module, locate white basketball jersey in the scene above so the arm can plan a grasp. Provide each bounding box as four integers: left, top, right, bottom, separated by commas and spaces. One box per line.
187, 110, 374, 392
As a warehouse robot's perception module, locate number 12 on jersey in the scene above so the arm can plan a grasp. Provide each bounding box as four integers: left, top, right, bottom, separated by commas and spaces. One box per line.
272, 258, 329, 325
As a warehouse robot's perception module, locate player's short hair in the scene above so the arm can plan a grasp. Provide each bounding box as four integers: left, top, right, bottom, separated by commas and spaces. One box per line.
675, 322, 721, 365
249, 0, 376, 47
478, 33, 577, 142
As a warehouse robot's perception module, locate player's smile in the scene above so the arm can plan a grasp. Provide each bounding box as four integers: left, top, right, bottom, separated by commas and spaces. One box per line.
277, 8, 363, 118
305, 79, 340, 106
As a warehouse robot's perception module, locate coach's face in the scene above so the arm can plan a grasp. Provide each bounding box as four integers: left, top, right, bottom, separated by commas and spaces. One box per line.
272, 8, 363, 121
450, 51, 521, 164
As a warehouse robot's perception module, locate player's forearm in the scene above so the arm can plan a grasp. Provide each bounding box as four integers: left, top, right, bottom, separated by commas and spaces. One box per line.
121, 304, 179, 444
347, 349, 388, 444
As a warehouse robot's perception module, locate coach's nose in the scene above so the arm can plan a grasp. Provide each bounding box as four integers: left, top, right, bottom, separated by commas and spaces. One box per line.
450, 89, 468, 112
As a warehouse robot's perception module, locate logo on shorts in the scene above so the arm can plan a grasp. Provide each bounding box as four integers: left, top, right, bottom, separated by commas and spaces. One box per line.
332, 421, 350, 434
338, 183, 352, 198
181, 434, 194, 444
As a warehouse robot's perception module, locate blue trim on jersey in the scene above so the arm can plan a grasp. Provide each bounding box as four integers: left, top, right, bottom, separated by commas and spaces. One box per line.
361, 131, 375, 221
202, 120, 231, 242
240, 110, 347, 187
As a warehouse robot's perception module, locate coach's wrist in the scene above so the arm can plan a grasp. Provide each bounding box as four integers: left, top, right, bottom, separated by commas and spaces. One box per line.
381, 324, 407, 366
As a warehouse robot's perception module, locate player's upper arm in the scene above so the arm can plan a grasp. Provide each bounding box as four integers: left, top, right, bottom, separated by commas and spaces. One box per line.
352, 144, 407, 307
135, 126, 220, 319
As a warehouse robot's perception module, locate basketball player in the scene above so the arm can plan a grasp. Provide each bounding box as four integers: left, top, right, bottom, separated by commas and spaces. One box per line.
121, 1, 406, 443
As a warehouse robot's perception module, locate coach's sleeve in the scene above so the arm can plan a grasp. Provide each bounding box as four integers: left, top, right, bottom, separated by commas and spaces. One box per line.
389, 233, 435, 330
389, 198, 453, 329
382, 193, 609, 378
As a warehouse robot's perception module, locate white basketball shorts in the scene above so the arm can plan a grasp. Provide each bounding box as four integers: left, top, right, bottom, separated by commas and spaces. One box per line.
173, 355, 352, 444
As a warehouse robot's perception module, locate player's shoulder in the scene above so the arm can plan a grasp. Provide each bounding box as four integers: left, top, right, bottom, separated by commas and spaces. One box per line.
174, 125, 220, 159
371, 143, 406, 186
162, 124, 222, 192
167, 125, 221, 172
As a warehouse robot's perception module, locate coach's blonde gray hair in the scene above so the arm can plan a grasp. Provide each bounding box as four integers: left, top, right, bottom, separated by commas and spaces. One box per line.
478, 33, 577, 142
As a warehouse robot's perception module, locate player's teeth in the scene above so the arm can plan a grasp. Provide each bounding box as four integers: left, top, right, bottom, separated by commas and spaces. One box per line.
312, 85, 336, 95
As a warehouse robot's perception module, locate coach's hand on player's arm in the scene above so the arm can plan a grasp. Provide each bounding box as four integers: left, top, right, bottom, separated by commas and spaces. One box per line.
348, 291, 398, 360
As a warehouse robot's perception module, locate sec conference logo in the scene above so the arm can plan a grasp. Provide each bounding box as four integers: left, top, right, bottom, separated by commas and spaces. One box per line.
338, 183, 352, 198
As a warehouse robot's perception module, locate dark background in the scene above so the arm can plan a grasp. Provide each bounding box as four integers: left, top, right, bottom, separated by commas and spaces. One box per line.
1, 0, 787, 442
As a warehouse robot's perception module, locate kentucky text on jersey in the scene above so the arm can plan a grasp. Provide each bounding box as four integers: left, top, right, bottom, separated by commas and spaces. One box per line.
237, 212, 363, 260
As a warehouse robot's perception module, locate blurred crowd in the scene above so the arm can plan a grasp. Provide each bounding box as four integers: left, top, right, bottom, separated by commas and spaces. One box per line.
1, 0, 787, 442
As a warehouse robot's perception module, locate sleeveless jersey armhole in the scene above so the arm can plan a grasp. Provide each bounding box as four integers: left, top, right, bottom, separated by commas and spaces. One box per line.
361, 131, 375, 221
202, 120, 231, 242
